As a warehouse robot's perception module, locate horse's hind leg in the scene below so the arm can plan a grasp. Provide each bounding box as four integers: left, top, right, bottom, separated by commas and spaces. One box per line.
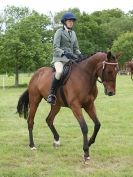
46, 105, 61, 147
28, 94, 42, 149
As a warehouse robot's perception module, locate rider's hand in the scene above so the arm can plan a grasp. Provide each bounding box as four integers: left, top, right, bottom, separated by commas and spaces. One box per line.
78, 54, 84, 60
63, 51, 76, 59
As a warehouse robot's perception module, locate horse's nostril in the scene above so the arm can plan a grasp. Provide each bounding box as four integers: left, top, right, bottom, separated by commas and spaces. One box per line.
108, 92, 113, 96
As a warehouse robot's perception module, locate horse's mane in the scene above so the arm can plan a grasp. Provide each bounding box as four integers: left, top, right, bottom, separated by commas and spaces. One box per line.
77, 51, 106, 63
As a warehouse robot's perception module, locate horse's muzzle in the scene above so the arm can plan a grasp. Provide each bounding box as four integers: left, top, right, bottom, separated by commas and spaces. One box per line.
104, 89, 115, 96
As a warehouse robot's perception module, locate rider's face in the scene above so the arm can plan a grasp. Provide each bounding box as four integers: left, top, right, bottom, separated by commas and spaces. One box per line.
65, 20, 74, 28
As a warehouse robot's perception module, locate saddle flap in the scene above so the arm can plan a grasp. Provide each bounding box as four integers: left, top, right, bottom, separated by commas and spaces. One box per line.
52, 62, 73, 85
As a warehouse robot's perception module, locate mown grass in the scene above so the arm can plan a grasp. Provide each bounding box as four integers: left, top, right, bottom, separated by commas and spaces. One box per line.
0, 74, 133, 177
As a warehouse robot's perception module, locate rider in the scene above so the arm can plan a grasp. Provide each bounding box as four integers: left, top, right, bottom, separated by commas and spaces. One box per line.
47, 12, 82, 105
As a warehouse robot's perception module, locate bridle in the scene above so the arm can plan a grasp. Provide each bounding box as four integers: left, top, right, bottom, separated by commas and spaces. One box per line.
97, 60, 119, 83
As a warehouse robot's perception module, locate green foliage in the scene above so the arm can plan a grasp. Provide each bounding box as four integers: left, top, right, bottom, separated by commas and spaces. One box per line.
73, 8, 127, 54
91, 8, 124, 24
75, 13, 107, 53
16, 12, 53, 70
84, 9, 126, 52
3, 5, 31, 29
0, 20, 51, 72
0, 6, 53, 85
1, 6, 133, 84
111, 32, 133, 65
102, 15, 133, 48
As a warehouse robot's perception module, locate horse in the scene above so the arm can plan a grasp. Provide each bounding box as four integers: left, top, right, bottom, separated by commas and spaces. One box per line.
17, 51, 120, 164
125, 60, 133, 80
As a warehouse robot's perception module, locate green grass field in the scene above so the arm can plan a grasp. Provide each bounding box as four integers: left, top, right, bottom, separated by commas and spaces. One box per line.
0, 74, 133, 177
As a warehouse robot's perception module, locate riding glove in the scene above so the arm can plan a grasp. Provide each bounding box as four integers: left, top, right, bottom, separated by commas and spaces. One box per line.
78, 54, 84, 60
63, 51, 77, 59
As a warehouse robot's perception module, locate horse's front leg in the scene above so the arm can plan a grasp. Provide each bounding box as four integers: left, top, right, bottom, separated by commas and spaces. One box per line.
71, 103, 90, 164
84, 103, 101, 147
46, 105, 61, 148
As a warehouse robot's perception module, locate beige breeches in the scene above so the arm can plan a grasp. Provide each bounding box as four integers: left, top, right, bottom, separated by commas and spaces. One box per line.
54, 61, 65, 80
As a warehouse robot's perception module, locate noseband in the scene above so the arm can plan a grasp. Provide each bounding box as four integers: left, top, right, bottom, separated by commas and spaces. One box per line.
97, 61, 119, 83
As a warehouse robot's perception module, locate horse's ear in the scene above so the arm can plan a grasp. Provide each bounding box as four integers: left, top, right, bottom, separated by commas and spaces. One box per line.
115, 51, 121, 59
107, 51, 112, 60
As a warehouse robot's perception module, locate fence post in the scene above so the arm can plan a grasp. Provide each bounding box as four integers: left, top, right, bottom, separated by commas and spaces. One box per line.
2, 75, 5, 90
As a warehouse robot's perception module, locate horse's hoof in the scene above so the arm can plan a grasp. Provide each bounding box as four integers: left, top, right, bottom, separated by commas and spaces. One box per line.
30, 146, 36, 150
53, 140, 60, 148
83, 156, 91, 165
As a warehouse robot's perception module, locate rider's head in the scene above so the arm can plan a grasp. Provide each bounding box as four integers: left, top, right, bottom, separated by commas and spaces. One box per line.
61, 12, 77, 29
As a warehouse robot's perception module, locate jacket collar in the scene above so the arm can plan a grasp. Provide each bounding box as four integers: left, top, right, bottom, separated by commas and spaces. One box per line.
63, 26, 72, 41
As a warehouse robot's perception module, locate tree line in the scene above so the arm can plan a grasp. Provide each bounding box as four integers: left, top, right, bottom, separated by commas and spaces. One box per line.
0, 6, 133, 86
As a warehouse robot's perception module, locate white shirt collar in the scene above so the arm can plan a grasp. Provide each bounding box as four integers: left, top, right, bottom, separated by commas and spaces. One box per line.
64, 25, 72, 32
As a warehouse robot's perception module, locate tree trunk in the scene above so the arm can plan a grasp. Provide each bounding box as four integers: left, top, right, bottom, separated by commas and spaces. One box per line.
15, 66, 19, 87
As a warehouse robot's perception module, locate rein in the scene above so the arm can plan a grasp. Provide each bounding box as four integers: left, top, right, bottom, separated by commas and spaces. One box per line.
97, 61, 119, 83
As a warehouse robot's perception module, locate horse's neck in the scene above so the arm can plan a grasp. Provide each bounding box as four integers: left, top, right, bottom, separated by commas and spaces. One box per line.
78, 54, 106, 87
80, 56, 103, 76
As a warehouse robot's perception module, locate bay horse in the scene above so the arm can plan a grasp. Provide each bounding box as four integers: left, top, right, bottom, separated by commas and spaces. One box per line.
125, 60, 133, 80
17, 51, 120, 164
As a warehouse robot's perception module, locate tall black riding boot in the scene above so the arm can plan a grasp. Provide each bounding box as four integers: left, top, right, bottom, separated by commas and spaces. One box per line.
47, 76, 60, 105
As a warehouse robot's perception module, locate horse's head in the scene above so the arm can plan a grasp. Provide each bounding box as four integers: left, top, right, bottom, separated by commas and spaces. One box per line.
97, 51, 120, 96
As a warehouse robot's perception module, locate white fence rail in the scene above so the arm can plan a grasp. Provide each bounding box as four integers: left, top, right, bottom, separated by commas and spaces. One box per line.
0, 73, 32, 88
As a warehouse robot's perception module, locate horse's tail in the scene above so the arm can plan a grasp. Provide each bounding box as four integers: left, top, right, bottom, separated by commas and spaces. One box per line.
17, 89, 29, 119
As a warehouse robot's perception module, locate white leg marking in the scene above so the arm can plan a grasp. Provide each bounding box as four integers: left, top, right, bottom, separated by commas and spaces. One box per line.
30, 147, 36, 150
